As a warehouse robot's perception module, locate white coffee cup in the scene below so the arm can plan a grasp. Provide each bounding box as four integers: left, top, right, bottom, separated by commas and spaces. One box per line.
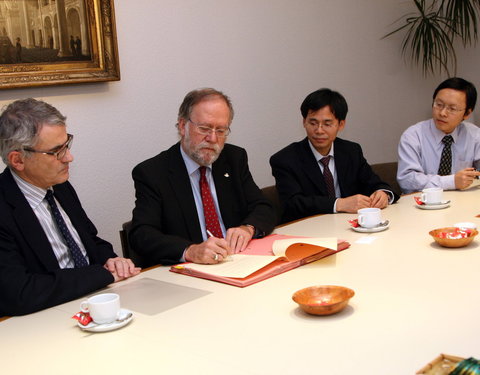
80, 293, 120, 324
421, 187, 443, 205
357, 207, 382, 228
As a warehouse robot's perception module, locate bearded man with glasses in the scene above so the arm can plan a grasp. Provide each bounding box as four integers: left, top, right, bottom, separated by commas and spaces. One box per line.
397, 77, 480, 194
130, 88, 274, 266
0, 98, 140, 316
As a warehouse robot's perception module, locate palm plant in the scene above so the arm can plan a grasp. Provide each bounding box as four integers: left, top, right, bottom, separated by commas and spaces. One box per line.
383, 0, 480, 76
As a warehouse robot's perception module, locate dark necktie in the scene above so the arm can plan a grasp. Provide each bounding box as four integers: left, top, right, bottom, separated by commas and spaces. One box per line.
45, 190, 88, 268
438, 135, 454, 176
320, 156, 336, 198
199, 167, 223, 238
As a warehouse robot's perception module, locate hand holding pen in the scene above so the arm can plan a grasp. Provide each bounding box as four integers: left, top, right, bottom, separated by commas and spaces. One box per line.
207, 230, 233, 262
184, 231, 232, 264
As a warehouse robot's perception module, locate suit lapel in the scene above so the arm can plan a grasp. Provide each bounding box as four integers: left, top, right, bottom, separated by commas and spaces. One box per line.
211, 152, 234, 227
332, 139, 349, 196
3, 169, 60, 270
52, 183, 98, 261
299, 138, 329, 195
167, 144, 203, 242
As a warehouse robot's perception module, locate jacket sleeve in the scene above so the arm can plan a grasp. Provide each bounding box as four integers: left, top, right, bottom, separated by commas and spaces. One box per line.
270, 151, 336, 222
0, 221, 114, 317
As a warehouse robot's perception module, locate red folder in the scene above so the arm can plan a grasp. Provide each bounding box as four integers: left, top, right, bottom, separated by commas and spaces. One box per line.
169, 234, 350, 287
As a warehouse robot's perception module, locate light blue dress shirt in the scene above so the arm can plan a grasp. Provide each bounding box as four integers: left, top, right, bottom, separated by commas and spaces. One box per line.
180, 146, 227, 241
397, 119, 480, 194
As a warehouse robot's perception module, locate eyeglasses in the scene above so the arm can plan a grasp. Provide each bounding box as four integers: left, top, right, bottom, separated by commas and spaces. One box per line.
305, 119, 337, 130
433, 100, 465, 115
24, 134, 73, 160
188, 119, 231, 138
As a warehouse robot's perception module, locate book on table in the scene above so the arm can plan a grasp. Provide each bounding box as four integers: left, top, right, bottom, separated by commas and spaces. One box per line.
169, 234, 350, 287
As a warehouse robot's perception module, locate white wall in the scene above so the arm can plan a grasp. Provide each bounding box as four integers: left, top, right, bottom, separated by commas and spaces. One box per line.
0, 0, 478, 254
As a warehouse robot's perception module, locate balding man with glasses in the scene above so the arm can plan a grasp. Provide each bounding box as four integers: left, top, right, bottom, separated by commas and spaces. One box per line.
130, 88, 274, 266
397, 77, 480, 194
0, 98, 140, 316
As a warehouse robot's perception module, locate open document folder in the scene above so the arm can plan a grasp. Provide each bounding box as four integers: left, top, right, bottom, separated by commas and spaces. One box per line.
170, 234, 350, 287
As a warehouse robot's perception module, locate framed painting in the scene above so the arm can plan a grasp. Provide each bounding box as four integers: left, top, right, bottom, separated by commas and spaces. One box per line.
0, 0, 120, 89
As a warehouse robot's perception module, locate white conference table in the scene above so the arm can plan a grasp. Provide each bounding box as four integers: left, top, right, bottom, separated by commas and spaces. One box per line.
2, 185, 480, 374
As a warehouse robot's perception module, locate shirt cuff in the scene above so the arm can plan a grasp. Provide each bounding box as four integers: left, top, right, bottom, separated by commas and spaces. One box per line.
441, 175, 456, 190
379, 189, 395, 204
180, 248, 187, 263
333, 198, 339, 213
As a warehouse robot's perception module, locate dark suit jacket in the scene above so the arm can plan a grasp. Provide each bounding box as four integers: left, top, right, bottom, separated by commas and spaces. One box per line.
270, 137, 400, 222
130, 143, 275, 266
0, 168, 116, 316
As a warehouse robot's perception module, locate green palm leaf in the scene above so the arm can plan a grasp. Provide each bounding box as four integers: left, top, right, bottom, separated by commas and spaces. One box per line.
383, 0, 480, 76
439, 0, 479, 45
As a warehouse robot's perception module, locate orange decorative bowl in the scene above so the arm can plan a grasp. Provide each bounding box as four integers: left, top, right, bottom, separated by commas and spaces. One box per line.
429, 227, 478, 248
292, 285, 355, 315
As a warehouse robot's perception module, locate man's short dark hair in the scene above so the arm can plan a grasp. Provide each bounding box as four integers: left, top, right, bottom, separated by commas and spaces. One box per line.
300, 88, 348, 121
433, 77, 477, 113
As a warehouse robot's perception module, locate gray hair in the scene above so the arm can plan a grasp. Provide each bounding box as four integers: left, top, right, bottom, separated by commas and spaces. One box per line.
176, 88, 234, 129
0, 98, 66, 165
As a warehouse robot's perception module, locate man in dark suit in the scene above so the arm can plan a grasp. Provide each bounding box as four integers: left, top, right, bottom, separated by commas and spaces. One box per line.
0, 98, 140, 316
130, 88, 275, 266
270, 88, 399, 223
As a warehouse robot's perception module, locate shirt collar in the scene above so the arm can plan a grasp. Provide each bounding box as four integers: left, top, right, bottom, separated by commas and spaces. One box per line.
10, 169, 49, 210
179, 144, 211, 176
308, 139, 335, 162
429, 118, 463, 145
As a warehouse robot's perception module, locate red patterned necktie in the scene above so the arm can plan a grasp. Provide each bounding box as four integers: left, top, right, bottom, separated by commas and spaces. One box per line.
320, 156, 336, 198
199, 166, 223, 238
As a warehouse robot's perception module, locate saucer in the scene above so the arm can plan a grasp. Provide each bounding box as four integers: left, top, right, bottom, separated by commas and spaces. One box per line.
77, 308, 133, 332
352, 221, 389, 233
416, 200, 450, 210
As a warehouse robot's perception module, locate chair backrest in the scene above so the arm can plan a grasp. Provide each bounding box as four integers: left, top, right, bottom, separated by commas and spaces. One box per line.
261, 185, 283, 225
119, 220, 150, 268
370, 162, 402, 196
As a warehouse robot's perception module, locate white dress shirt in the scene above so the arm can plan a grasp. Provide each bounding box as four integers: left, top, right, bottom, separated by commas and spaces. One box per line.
308, 140, 394, 212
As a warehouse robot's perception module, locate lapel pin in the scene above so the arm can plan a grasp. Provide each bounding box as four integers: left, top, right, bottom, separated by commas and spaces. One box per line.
224, 173, 229, 178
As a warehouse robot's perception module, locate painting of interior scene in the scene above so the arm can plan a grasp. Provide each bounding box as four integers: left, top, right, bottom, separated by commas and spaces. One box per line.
0, 0, 91, 64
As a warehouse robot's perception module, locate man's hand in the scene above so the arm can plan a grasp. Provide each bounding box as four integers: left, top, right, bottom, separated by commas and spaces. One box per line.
104, 257, 141, 282
454, 168, 480, 190
226, 225, 254, 253
336, 194, 371, 213
185, 236, 232, 264
370, 190, 389, 209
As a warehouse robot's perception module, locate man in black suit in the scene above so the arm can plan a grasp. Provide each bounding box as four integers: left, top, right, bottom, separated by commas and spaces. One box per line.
130, 88, 274, 266
270, 88, 399, 223
0, 98, 140, 316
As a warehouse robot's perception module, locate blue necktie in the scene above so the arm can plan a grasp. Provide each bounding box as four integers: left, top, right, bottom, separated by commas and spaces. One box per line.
45, 190, 88, 268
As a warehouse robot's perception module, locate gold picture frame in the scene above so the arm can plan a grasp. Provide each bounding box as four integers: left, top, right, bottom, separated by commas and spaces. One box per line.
0, 0, 120, 89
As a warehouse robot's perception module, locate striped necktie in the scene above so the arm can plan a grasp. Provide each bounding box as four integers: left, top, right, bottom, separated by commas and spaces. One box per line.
320, 156, 335, 198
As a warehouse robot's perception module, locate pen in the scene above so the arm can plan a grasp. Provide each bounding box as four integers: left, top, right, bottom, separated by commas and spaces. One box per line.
206, 230, 233, 261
